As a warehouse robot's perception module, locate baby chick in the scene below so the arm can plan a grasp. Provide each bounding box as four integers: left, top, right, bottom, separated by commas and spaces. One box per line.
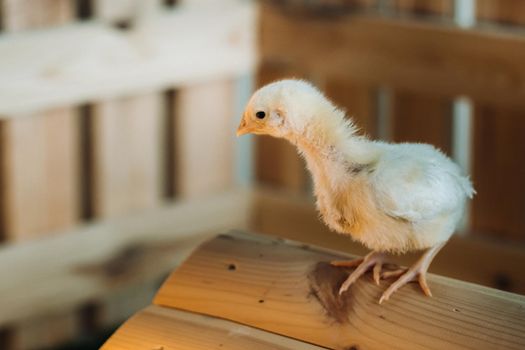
237, 79, 475, 303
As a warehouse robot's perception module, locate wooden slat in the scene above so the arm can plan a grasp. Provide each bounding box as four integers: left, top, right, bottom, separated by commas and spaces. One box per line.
0, 189, 251, 328
471, 1, 525, 241
1, 110, 79, 240
389, 2, 453, 154
324, 79, 377, 138
0, 2, 256, 116
0, 1, 78, 348
392, 0, 453, 15
174, 80, 236, 198
260, 4, 525, 110
477, 0, 525, 26
91, 94, 163, 218
155, 232, 525, 350
102, 306, 324, 350
391, 91, 453, 154
251, 189, 525, 295
0, 0, 72, 31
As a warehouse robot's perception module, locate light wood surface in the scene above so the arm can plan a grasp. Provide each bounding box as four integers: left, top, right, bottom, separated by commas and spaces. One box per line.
260, 4, 525, 110
174, 80, 236, 197
0, 2, 256, 116
102, 305, 324, 350
155, 231, 525, 350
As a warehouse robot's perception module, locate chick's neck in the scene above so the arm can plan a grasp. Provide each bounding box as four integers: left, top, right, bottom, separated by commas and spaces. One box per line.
288, 107, 373, 188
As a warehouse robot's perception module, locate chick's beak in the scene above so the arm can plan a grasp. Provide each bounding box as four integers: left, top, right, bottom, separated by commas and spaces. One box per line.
236, 114, 251, 137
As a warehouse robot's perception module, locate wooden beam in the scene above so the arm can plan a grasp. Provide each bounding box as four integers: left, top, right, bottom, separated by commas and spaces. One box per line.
260, 4, 525, 110
0, 189, 251, 327
155, 231, 525, 350
102, 306, 324, 350
0, 2, 256, 116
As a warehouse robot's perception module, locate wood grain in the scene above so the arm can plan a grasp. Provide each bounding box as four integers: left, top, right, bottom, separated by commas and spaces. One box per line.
260, 4, 525, 110
392, 0, 453, 15
102, 306, 324, 350
155, 232, 525, 350
174, 80, 236, 198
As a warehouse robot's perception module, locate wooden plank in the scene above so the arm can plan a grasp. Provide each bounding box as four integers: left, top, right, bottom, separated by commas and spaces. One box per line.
0, 1, 78, 348
0, 189, 251, 327
250, 189, 525, 295
255, 62, 309, 193
91, 93, 163, 217
1, 110, 79, 240
0, 0, 72, 31
102, 306, 324, 350
0, 2, 257, 116
324, 79, 377, 138
392, 0, 453, 15
174, 80, 236, 198
471, 0, 525, 241
391, 91, 453, 155
155, 231, 525, 350
471, 95, 525, 241
260, 4, 525, 110
388, 1, 454, 155
477, 0, 525, 26
90, 1, 166, 328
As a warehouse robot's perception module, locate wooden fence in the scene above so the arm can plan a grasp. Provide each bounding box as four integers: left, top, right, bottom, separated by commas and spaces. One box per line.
0, 0, 255, 348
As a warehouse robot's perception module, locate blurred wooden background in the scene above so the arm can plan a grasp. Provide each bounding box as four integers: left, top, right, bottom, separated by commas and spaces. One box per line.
0, 0, 524, 349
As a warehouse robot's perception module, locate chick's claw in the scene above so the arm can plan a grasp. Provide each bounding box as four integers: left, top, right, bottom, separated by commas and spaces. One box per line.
333, 251, 386, 295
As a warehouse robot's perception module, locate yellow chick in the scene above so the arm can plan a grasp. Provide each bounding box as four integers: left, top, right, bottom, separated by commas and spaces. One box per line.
237, 79, 475, 303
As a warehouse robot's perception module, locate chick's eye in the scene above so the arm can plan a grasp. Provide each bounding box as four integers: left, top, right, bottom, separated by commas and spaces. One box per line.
255, 111, 266, 119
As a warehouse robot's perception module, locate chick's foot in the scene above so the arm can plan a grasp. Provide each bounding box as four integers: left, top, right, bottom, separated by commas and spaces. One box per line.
332, 251, 387, 295
379, 242, 446, 304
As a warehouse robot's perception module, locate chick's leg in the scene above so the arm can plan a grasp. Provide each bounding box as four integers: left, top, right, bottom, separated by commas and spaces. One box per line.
332, 251, 386, 295
379, 242, 446, 304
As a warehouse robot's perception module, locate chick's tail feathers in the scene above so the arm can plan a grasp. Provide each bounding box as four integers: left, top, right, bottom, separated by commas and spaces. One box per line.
461, 176, 476, 199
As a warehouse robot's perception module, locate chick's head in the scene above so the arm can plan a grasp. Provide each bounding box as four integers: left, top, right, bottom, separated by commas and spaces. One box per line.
237, 79, 326, 139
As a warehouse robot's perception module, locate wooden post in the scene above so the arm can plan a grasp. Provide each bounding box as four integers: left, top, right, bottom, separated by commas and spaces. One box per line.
471, 1, 525, 241
0, 0, 79, 241
154, 231, 525, 350
389, 1, 454, 155
0, 0, 80, 348
90, 0, 165, 329
173, 79, 237, 198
